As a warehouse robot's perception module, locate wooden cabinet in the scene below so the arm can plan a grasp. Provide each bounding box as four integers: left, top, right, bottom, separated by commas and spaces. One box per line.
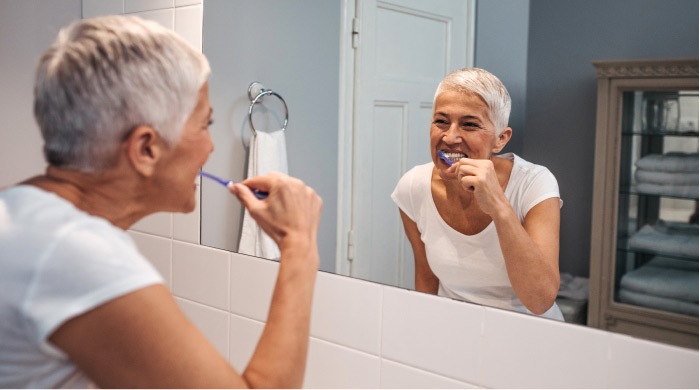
588, 59, 699, 349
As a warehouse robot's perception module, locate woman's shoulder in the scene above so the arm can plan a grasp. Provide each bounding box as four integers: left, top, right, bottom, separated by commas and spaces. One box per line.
397, 162, 433, 186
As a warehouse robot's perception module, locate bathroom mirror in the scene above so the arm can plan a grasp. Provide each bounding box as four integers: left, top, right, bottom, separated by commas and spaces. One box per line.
200, 0, 699, 333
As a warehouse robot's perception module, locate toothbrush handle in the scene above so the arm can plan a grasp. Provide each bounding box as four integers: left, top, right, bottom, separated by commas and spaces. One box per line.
227, 181, 268, 200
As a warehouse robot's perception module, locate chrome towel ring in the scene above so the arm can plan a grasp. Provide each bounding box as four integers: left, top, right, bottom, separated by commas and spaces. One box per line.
247, 81, 288, 135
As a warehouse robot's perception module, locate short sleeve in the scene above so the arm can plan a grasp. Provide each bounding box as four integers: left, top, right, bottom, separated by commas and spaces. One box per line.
22, 220, 164, 344
521, 168, 562, 217
391, 167, 418, 221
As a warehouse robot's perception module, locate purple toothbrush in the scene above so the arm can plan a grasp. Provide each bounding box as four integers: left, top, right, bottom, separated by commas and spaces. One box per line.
199, 171, 268, 200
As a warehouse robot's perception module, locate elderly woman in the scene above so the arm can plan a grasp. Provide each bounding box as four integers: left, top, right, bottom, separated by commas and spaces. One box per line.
0, 15, 322, 388
392, 68, 563, 320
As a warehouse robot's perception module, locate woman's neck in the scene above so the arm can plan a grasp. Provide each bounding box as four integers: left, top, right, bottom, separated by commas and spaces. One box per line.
24, 166, 149, 230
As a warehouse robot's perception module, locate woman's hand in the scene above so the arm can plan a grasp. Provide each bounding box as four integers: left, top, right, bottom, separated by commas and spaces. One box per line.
454, 158, 509, 217
230, 172, 323, 251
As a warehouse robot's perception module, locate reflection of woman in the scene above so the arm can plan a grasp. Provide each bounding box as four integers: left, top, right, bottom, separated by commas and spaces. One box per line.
392, 68, 563, 320
0, 16, 322, 387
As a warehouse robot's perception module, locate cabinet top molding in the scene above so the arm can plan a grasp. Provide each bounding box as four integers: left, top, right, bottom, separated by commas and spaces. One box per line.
592, 58, 698, 79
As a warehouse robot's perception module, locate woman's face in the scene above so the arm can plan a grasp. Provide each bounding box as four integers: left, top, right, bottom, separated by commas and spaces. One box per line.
430, 90, 503, 174
157, 82, 214, 212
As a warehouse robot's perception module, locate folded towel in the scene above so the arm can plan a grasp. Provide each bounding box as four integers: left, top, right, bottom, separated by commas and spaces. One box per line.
238, 129, 288, 260
628, 223, 698, 259
619, 289, 698, 316
635, 169, 698, 186
635, 152, 698, 173
636, 182, 698, 198
620, 256, 698, 302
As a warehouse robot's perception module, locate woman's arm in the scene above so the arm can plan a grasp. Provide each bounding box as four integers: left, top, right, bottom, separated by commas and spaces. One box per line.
491, 197, 561, 315
51, 173, 322, 388
456, 159, 560, 314
399, 209, 438, 294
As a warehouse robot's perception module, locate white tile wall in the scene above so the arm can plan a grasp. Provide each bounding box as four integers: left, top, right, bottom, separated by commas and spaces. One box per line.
310, 271, 382, 355
124, 0, 174, 14
228, 313, 265, 373
172, 241, 229, 310
381, 287, 484, 384
128, 230, 172, 288
480, 305, 609, 388
176, 297, 229, 360
303, 338, 381, 389
380, 359, 478, 389
73, 1, 700, 388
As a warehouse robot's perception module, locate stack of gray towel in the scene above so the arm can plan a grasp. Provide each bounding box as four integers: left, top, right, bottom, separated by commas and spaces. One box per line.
634, 152, 698, 198
622, 221, 698, 316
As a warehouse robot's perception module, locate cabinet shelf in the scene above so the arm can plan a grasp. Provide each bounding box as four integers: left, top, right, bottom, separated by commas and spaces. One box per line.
588, 58, 699, 349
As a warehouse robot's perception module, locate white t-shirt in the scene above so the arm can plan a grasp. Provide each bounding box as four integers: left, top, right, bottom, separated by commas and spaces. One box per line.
391, 153, 564, 321
0, 185, 164, 388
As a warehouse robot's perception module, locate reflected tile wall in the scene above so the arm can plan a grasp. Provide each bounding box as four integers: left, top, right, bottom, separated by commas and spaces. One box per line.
81, 0, 699, 388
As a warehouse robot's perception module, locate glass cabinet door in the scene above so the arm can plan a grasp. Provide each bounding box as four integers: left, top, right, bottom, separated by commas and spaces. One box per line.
615, 89, 699, 318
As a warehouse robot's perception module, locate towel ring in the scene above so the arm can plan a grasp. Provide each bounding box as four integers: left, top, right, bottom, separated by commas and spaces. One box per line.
247, 81, 288, 135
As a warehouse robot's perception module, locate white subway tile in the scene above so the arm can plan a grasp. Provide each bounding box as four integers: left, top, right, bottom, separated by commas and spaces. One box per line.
381, 287, 483, 384
310, 271, 382, 355
128, 231, 172, 289
176, 297, 229, 360
173, 184, 201, 244
380, 359, 479, 389
130, 212, 172, 238
229, 253, 278, 321
124, 0, 174, 13
82, 0, 124, 18
480, 306, 608, 388
303, 338, 380, 389
609, 333, 699, 389
175, 5, 203, 51
229, 314, 265, 372
131, 8, 174, 31
175, 0, 201, 6
172, 241, 229, 310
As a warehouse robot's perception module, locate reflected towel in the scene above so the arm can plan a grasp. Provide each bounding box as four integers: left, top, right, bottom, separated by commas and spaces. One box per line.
635, 152, 698, 173
620, 256, 698, 302
636, 182, 698, 198
619, 289, 698, 316
635, 169, 698, 186
628, 222, 698, 259
238, 129, 288, 260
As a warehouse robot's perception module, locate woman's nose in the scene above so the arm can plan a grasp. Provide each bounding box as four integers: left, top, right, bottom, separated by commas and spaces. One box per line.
442, 124, 462, 144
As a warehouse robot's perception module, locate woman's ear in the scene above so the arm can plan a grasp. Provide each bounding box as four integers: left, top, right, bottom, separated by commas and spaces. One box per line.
492, 127, 513, 153
125, 126, 163, 177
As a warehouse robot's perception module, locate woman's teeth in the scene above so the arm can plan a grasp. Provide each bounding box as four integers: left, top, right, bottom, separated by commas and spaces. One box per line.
442, 151, 467, 163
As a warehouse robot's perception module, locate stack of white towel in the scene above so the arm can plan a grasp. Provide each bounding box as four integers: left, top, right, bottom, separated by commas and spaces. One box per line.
634, 152, 698, 198
619, 256, 698, 316
623, 220, 698, 316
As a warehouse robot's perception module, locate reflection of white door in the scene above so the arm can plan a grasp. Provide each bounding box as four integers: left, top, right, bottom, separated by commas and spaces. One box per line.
340, 0, 474, 288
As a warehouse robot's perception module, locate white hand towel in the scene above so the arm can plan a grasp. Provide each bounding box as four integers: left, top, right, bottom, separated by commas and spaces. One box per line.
238, 129, 288, 260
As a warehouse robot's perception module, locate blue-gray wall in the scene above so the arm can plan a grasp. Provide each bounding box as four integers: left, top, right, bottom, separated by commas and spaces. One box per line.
523, 0, 698, 277
474, 0, 530, 156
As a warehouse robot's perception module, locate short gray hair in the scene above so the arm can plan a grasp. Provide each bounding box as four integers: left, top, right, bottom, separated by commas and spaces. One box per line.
34, 15, 210, 172
434, 68, 511, 134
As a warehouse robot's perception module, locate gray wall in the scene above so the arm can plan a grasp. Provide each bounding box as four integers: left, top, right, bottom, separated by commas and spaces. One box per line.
201, 0, 341, 272
522, 0, 698, 277
474, 0, 530, 156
